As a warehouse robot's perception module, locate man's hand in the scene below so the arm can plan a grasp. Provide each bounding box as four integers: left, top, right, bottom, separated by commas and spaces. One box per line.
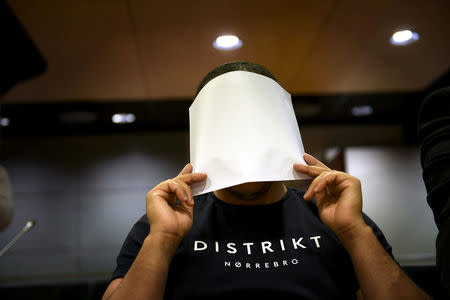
295, 153, 431, 300
146, 164, 207, 254
103, 166, 207, 300
294, 153, 367, 242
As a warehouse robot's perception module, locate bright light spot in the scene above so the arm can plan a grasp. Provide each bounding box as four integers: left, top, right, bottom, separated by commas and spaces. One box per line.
352, 105, 373, 117
112, 113, 135, 124
393, 30, 413, 42
213, 35, 243, 50
390, 30, 419, 45
0, 117, 10, 127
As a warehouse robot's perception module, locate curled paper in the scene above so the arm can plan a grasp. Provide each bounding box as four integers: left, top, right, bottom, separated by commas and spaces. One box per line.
189, 71, 308, 195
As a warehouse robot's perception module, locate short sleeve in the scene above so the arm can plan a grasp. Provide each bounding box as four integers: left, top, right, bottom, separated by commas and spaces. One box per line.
110, 214, 149, 281
362, 213, 396, 260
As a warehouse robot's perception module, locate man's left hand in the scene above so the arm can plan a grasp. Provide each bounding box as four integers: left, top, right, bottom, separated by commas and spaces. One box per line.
294, 153, 367, 242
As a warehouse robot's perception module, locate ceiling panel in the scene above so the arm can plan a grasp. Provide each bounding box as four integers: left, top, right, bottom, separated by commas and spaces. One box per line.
4, 0, 146, 102
129, 0, 335, 99
292, 0, 450, 93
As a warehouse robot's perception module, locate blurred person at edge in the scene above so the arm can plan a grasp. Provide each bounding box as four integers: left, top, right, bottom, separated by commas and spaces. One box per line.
0, 165, 13, 231
102, 62, 430, 300
418, 86, 450, 298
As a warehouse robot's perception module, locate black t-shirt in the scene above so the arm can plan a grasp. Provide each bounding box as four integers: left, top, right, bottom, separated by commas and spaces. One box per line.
111, 188, 393, 299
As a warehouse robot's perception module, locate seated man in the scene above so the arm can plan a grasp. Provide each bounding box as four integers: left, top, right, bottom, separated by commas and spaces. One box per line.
102, 62, 429, 300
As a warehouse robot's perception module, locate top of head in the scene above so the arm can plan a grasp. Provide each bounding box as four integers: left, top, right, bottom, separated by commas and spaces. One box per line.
195, 62, 277, 98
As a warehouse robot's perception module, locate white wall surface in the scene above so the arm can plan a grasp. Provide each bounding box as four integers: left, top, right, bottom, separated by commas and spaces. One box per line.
345, 147, 438, 266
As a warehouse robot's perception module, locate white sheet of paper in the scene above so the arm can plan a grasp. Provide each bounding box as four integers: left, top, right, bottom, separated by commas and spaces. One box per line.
189, 71, 308, 195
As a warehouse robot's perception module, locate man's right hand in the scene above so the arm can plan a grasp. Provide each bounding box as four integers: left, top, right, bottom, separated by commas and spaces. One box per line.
102, 166, 207, 300
145, 164, 207, 254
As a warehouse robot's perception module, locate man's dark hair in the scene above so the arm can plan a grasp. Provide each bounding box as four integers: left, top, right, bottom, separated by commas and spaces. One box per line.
195, 61, 277, 97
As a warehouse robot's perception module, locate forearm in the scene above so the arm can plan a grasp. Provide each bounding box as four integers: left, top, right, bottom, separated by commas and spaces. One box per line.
340, 225, 430, 300
108, 233, 178, 300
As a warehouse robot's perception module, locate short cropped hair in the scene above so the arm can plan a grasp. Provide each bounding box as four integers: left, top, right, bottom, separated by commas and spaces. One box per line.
195, 61, 277, 97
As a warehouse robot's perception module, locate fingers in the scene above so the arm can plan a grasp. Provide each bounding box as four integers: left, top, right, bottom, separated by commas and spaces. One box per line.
304, 171, 339, 201
313, 173, 337, 195
294, 153, 336, 201
176, 163, 207, 184
174, 168, 207, 203
294, 164, 328, 177
177, 172, 207, 185
146, 179, 194, 226
294, 153, 330, 178
303, 153, 329, 169
304, 172, 328, 200
167, 179, 193, 205
303, 170, 356, 201
148, 180, 190, 209
150, 167, 207, 207
177, 163, 193, 177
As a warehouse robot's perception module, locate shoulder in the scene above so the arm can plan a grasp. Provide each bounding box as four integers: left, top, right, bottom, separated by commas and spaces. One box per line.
120, 214, 149, 253
131, 214, 150, 237
110, 214, 149, 281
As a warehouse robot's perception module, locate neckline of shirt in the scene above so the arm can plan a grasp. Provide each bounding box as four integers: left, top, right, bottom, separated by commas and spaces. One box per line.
208, 187, 295, 210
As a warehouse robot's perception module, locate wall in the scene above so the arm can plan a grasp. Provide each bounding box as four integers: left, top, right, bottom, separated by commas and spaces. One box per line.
0, 131, 188, 285
345, 147, 438, 266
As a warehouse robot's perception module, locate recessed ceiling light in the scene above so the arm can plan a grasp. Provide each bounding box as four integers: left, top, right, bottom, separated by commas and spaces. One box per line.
112, 113, 135, 124
352, 105, 373, 117
213, 35, 243, 50
0, 117, 10, 127
390, 30, 419, 45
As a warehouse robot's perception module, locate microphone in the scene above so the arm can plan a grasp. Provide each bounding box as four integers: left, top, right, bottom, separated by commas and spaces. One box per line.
23, 220, 36, 233
0, 219, 36, 256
